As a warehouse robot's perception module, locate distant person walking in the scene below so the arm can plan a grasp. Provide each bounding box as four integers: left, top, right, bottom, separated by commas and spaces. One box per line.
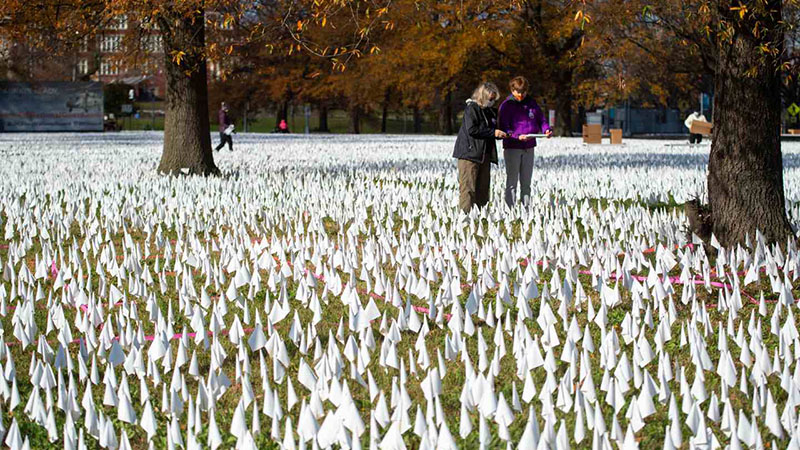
685, 110, 707, 144
498, 76, 552, 207
453, 82, 507, 213
215, 102, 234, 151
273, 119, 290, 133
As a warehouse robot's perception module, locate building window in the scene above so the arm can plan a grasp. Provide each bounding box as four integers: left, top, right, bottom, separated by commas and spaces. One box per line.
108, 15, 128, 30
99, 60, 119, 76
99, 35, 122, 53
208, 60, 222, 79
79, 36, 89, 53
78, 59, 89, 75
139, 15, 159, 31
143, 35, 162, 53
0, 38, 8, 61
217, 19, 233, 30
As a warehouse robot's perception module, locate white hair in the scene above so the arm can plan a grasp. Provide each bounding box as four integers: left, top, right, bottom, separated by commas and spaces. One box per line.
471, 82, 500, 108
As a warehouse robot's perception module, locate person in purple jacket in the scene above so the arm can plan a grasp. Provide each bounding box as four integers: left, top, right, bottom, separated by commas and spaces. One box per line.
215, 102, 234, 152
497, 76, 552, 206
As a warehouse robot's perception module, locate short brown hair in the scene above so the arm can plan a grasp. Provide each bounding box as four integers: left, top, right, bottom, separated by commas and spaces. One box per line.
509, 76, 529, 94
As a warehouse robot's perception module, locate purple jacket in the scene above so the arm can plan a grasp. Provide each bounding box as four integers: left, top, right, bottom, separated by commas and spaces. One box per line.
498, 95, 550, 149
218, 109, 231, 132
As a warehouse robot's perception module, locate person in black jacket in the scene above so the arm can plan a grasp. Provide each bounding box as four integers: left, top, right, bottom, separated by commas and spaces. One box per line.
453, 82, 507, 213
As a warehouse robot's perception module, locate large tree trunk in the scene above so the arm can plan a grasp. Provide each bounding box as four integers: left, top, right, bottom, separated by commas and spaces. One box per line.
413, 107, 422, 134
157, 10, 218, 175
438, 91, 453, 135
707, 0, 791, 246
349, 106, 361, 134
318, 105, 330, 132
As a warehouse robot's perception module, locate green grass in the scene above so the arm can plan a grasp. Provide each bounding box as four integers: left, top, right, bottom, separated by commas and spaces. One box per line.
117, 108, 440, 134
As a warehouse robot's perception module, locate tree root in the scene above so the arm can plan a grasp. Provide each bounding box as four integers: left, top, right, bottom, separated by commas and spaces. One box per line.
157, 163, 220, 177
684, 198, 712, 245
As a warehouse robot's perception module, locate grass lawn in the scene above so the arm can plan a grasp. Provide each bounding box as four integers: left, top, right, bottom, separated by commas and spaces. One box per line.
119, 108, 440, 134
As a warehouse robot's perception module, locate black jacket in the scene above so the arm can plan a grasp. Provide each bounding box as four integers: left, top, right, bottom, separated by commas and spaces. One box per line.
452, 100, 498, 164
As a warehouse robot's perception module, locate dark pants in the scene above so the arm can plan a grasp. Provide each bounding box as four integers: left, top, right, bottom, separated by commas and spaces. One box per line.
458, 158, 491, 213
215, 132, 233, 151
689, 133, 703, 144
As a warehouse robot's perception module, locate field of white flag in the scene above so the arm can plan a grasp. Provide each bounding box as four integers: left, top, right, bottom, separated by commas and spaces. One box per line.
4, 132, 800, 449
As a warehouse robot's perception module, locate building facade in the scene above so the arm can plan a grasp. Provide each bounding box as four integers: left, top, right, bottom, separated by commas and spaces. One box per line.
1, 13, 232, 102
74, 15, 166, 101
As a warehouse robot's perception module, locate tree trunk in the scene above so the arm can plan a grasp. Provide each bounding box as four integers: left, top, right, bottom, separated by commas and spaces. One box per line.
381, 89, 390, 133
554, 95, 571, 137
277, 100, 289, 123
707, 0, 791, 246
156, 10, 218, 176
318, 105, 330, 132
350, 106, 361, 134
438, 91, 453, 135
243, 100, 249, 133
553, 72, 573, 137
413, 107, 422, 134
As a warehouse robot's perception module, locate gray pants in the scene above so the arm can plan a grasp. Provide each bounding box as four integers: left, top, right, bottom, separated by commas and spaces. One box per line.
504, 148, 535, 206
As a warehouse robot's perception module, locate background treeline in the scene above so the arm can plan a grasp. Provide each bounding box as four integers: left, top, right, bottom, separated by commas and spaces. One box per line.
205, 0, 800, 135
2, 1, 799, 135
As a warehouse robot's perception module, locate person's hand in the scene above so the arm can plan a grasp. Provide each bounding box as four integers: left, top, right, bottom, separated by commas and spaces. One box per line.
545, 129, 553, 138
495, 129, 508, 139
519, 135, 531, 141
